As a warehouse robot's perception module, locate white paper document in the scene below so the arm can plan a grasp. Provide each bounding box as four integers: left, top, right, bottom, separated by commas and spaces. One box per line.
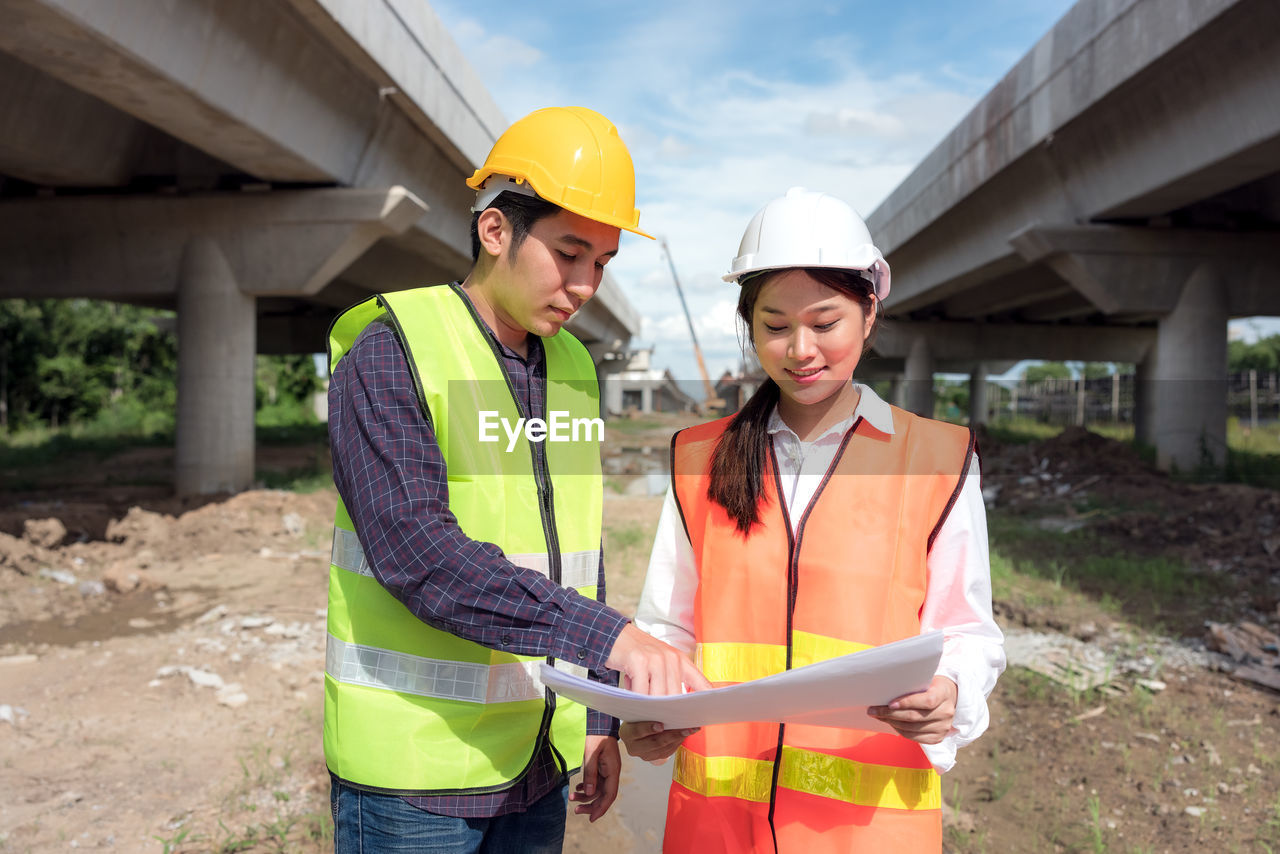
541, 631, 943, 732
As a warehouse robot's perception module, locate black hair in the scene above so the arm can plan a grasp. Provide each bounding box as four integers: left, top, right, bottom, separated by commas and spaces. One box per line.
470, 191, 563, 261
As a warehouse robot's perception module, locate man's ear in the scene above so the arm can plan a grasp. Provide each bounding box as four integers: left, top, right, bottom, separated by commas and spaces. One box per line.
475, 208, 509, 259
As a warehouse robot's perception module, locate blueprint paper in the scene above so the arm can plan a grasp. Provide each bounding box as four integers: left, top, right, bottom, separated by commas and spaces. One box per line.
540, 631, 943, 731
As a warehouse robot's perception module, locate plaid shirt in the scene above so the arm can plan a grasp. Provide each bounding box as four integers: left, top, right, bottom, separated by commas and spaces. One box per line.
327, 292, 626, 817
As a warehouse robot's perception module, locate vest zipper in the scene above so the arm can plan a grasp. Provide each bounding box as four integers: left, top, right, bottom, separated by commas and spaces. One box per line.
764, 419, 861, 851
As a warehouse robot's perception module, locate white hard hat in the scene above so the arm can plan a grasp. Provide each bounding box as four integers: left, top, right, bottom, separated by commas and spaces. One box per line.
723, 187, 891, 300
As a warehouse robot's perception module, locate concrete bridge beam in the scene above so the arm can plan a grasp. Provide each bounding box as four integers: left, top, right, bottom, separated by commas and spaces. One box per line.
0, 187, 427, 302
1010, 225, 1280, 317
874, 321, 1155, 364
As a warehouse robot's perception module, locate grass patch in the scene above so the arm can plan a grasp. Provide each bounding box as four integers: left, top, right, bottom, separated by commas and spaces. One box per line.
985, 417, 1280, 488
257, 465, 333, 493
197, 740, 332, 854
0, 425, 171, 472
255, 420, 328, 446
980, 417, 1064, 444
1224, 445, 1280, 490
2, 411, 330, 494
988, 515, 1204, 633
608, 522, 647, 552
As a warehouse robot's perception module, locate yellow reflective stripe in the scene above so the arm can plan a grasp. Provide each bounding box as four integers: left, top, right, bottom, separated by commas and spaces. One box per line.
696, 642, 784, 684
778, 745, 940, 810
330, 528, 598, 590
325, 635, 588, 704
674, 746, 940, 811
673, 747, 774, 803
695, 632, 874, 683
791, 631, 872, 669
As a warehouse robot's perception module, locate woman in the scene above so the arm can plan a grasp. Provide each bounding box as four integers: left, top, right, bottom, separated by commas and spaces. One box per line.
623, 188, 1005, 852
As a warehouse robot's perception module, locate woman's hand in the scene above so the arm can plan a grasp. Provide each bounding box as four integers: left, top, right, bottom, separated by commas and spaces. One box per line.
867, 676, 958, 744
620, 721, 699, 764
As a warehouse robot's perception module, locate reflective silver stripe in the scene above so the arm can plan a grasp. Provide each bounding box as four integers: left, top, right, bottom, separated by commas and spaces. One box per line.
331, 529, 598, 590
507, 550, 600, 589
326, 634, 589, 704
331, 528, 373, 577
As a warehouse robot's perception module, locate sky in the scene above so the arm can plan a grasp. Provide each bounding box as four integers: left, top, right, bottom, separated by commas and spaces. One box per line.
427, 0, 1277, 389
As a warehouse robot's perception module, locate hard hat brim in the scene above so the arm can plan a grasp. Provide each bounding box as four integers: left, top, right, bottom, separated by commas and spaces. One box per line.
723, 255, 891, 301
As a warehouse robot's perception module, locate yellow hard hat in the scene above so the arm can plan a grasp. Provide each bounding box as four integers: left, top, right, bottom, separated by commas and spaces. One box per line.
467, 106, 653, 239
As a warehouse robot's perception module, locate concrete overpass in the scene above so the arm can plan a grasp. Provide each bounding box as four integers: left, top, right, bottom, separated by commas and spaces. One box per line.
0, 0, 640, 493
867, 0, 1280, 471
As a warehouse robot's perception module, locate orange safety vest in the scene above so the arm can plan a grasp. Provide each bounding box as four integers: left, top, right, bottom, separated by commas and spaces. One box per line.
664, 406, 974, 853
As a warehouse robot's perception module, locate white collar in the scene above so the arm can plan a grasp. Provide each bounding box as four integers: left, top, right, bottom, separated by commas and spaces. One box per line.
765, 382, 897, 442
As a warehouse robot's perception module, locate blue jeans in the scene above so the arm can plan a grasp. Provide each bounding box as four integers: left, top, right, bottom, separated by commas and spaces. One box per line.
330, 779, 569, 854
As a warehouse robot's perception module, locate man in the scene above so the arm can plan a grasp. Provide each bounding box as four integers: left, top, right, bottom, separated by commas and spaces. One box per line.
323, 106, 708, 853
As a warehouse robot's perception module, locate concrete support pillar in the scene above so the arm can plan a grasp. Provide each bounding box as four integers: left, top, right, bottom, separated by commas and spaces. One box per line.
888, 377, 905, 409
904, 335, 934, 417
175, 238, 256, 495
596, 359, 626, 419
640, 385, 653, 414
1133, 357, 1156, 448
1149, 263, 1228, 472
969, 362, 989, 426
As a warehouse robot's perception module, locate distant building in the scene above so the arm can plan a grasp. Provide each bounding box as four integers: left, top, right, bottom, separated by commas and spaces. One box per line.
605, 348, 699, 415
715, 356, 766, 413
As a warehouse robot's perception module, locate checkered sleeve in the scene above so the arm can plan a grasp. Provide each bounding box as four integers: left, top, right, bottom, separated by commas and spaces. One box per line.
327, 323, 629, 673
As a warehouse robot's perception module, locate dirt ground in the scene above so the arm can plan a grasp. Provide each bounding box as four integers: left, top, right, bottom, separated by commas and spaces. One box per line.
2, 415, 1278, 853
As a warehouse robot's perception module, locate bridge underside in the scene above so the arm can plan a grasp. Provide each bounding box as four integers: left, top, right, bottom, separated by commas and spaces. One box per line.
867, 0, 1280, 472
0, 0, 638, 493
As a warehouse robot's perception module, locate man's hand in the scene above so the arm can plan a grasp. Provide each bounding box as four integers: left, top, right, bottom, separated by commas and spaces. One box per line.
867, 675, 958, 744
605, 623, 711, 696
571, 735, 621, 822
619, 721, 698, 764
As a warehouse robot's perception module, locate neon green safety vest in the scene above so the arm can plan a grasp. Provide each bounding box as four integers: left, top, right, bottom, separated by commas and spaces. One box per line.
323, 283, 604, 795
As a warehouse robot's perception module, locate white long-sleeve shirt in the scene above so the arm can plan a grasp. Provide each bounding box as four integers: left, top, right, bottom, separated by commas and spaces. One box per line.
635, 383, 1006, 773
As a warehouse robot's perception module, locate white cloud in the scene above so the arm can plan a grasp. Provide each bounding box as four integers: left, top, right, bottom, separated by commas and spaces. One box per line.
449, 20, 543, 74
429, 0, 1073, 376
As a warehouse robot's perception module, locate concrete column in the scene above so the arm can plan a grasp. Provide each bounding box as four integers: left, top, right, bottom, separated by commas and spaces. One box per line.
1149, 263, 1228, 472
640, 385, 653, 414
888, 377, 905, 409
175, 238, 256, 495
1133, 357, 1155, 447
596, 358, 627, 419
904, 335, 934, 417
968, 362, 989, 426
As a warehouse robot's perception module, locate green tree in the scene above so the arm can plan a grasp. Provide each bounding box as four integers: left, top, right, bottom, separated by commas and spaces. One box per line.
1, 299, 177, 433
255, 355, 320, 410
1228, 335, 1280, 373
0, 300, 43, 429
1023, 361, 1071, 383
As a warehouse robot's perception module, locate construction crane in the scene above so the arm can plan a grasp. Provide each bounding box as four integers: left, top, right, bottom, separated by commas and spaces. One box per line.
658, 237, 723, 413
